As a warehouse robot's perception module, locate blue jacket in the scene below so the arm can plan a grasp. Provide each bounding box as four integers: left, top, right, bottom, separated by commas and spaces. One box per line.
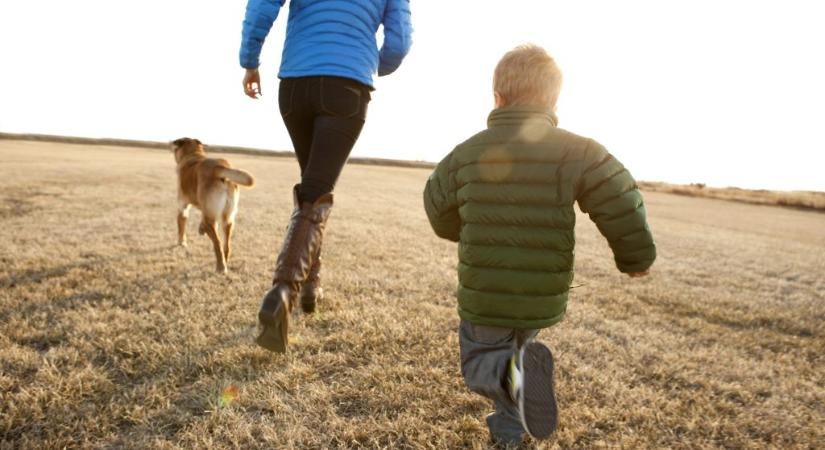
240, 0, 412, 88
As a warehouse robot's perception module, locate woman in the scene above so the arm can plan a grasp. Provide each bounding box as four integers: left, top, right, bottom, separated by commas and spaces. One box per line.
240, 0, 412, 352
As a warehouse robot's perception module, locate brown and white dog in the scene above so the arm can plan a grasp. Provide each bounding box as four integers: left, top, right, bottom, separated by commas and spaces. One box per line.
172, 138, 255, 273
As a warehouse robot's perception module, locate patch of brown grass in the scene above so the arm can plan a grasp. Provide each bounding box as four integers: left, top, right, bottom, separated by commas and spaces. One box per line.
639, 181, 825, 212
1, 140, 823, 449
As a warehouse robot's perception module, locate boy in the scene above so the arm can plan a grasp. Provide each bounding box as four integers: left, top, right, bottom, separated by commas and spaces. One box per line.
423, 44, 656, 446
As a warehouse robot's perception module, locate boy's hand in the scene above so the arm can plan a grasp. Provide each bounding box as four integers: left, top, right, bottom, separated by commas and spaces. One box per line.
627, 271, 649, 278
243, 68, 262, 99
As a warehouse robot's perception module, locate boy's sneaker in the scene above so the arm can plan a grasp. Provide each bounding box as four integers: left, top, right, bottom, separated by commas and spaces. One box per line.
508, 341, 557, 439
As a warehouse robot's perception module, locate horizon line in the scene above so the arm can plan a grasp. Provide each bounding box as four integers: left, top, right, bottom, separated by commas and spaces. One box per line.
2, 131, 823, 196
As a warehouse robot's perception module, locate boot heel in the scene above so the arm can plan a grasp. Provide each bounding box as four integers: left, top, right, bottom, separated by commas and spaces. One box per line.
300, 300, 315, 314
257, 298, 289, 353
300, 287, 322, 314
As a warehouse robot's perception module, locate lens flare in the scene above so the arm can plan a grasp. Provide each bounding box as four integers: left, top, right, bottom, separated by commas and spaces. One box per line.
518, 121, 547, 143
478, 146, 512, 182
219, 385, 239, 408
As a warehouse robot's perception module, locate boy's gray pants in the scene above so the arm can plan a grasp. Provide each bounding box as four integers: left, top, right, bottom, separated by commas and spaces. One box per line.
459, 320, 539, 443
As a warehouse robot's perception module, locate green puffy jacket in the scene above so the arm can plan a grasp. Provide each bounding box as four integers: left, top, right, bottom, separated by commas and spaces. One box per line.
424, 106, 656, 329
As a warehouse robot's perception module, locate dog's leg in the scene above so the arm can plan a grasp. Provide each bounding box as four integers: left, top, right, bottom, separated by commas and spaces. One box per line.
222, 188, 239, 262
177, 203, 191, 246
202, 217, 227, 274
223, 219, 234, 262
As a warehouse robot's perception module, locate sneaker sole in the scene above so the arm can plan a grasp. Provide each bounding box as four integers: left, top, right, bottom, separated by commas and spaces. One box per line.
518, 341, 557, 439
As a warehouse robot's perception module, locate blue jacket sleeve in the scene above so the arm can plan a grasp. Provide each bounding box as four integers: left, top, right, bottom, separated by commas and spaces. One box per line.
378, 0, 412, 76
239, 0, 285, 69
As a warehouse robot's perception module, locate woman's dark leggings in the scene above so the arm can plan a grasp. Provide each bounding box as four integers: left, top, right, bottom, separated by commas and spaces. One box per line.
278, 76, 372, 204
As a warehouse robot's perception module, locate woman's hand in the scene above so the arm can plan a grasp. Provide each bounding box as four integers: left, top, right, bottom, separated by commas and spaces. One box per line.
243, 69, 262, 99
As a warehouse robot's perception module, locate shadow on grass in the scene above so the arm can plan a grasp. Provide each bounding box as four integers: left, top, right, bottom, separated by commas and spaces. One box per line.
2, 270, 282, 446
0, 245, 179, 289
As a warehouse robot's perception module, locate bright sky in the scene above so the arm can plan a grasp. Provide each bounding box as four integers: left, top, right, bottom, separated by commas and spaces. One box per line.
1, 1, 824, 191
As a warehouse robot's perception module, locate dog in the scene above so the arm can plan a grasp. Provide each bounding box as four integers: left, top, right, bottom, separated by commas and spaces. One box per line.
172, 138, 255, 273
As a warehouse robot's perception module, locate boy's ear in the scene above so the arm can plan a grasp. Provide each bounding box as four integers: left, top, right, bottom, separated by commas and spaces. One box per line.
494, 92, 506, 108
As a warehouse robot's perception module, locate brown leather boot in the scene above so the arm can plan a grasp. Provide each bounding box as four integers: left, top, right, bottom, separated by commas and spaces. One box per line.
256, 186, 333, 352
299, 250, 323, 313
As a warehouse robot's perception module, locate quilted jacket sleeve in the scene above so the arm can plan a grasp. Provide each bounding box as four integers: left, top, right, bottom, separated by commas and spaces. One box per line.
239, 0, 285, 69
423, 153, 460, 242
576, 140, 656, 273
378, 0, 412, 76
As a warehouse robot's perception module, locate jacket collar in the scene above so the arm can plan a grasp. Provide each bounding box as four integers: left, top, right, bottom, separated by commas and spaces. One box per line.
487, 106, 558, 128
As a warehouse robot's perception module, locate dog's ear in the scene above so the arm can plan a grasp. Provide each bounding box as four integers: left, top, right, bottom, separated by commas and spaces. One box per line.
194, 139, 202, 146
172, 138, 187, 147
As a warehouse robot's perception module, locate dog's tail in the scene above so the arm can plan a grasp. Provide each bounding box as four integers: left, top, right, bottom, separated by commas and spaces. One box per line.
217, 167, 255, 188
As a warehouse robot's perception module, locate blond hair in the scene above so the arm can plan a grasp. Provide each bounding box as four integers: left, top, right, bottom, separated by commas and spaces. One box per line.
493, 44, 562, 109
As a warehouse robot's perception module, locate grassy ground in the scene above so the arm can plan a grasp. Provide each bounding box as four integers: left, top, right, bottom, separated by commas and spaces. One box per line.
1, 140, 823, 449
638, 181, 825, 212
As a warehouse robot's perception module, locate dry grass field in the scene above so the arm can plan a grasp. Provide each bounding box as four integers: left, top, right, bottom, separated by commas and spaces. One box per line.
638, 181, 825, 212
1, 140, 823, 449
